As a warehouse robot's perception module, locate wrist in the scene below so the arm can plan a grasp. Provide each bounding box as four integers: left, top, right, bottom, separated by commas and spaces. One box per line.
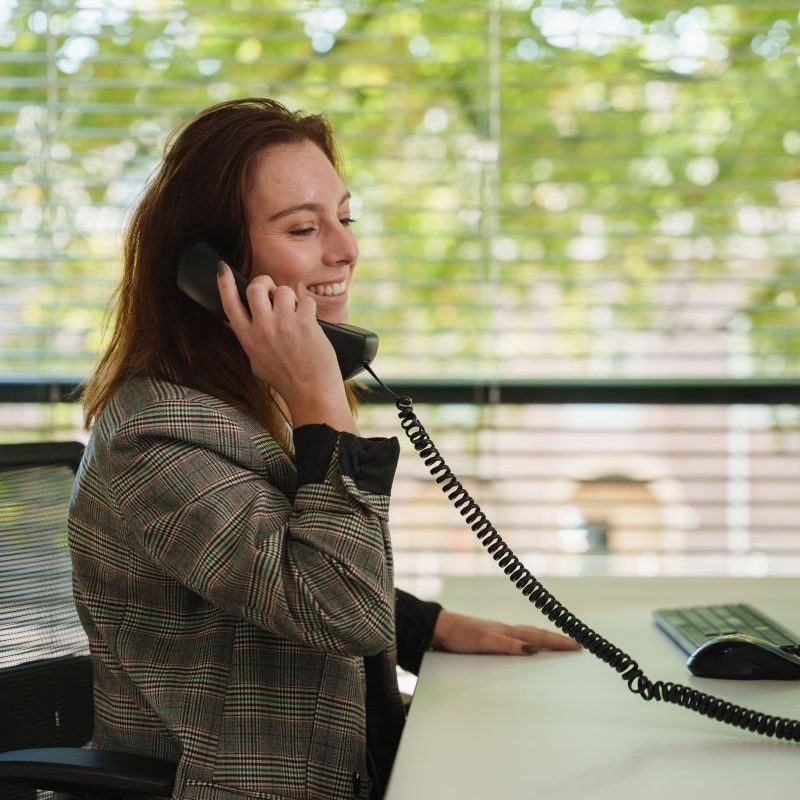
431, 609, 455, 651
288, 391, 358, 434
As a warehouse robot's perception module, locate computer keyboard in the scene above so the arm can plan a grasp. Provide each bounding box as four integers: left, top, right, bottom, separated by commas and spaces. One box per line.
653, 603, 800, 656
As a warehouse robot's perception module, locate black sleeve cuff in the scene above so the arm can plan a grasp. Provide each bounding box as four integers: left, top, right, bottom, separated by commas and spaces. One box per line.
293, 423, 338, 487
338, 431, 400, 495
394, 588, 443, 675
293, 424, 401, 493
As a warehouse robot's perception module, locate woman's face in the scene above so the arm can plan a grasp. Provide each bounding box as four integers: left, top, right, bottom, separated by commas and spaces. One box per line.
247, 140, 358, 325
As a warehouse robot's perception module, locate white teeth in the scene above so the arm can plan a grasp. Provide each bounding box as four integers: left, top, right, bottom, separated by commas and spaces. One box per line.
309, 281, 345, 296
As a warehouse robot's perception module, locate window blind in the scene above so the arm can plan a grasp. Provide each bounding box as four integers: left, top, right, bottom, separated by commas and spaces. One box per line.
2, 1, 799, 577
2, 0, 799, 381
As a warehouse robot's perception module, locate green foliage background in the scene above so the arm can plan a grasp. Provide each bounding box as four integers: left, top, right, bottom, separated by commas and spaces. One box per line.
1, 0, 799, 380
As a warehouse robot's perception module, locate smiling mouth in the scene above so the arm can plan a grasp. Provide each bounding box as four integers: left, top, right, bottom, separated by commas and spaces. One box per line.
308, 281, 346, 297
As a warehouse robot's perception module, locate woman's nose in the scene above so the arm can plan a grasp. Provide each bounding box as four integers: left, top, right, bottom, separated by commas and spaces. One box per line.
323, 222, 358, 266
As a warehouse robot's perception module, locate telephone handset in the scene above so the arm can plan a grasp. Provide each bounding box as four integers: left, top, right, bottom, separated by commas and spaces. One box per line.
177, 239, 800, 744
177, 238, 378, 381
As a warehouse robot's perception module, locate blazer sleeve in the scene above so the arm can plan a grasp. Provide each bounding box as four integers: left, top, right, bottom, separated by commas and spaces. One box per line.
394, 588, 442, 675
109, 399, 399, 657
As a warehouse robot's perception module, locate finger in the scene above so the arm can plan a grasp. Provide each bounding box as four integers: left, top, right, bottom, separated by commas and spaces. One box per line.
507, 625, 581, 651
296, 293, 318, 318
217, 261, 252, 331
245, 274, 276, 324
270, 284, 299, 313
475, 630, 538, 656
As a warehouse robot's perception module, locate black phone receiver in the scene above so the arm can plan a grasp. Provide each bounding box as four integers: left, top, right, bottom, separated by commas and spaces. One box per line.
177, 238, 378, 381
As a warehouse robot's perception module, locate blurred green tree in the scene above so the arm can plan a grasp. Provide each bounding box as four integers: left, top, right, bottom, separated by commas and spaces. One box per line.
1, 0, 798, 380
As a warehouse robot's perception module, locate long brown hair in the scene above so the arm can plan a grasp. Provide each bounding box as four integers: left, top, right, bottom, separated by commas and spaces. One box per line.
82, 98, 359, 452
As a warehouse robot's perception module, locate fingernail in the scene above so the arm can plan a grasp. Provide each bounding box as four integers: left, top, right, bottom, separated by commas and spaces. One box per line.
522, 644, 540, 655
216, 260, 227, 276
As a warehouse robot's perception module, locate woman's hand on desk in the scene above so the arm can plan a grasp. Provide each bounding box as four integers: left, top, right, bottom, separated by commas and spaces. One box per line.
430, 610, 581, 656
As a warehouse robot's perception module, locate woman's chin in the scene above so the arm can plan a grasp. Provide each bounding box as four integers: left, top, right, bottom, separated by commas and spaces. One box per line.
309, 285, 349, 325
317, 308, 348, 326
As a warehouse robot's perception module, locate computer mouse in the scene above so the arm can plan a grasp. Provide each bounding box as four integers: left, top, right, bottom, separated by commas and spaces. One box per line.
687, 634, 800, 680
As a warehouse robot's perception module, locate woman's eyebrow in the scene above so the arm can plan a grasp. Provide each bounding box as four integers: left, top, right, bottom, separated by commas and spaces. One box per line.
267, 191, 351, 222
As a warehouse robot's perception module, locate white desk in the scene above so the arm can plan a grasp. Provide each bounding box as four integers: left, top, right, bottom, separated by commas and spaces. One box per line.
386, 576, 800, 799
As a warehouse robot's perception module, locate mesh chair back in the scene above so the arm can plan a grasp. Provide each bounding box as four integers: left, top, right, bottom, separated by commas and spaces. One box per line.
0, 443, 91, 800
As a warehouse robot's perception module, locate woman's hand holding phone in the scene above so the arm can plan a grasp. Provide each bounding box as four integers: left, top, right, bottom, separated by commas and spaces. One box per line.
217, 263, 358, 433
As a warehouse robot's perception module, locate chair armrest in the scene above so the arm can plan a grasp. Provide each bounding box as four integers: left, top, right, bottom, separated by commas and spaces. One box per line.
0, 747, 176, 797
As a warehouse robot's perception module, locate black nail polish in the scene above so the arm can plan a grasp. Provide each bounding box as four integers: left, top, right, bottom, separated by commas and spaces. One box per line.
216, 260, 226, 276
522, 644, 540, 655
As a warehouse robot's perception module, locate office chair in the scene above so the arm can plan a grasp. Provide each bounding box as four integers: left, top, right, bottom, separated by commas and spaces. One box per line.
0, 442, 176, 799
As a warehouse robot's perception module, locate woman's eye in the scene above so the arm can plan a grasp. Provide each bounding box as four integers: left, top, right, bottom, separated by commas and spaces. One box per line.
340, 217, 357, 226
289, 227, 315, 236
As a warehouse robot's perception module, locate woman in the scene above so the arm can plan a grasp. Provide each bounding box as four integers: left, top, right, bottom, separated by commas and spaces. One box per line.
68, 98, 578, 800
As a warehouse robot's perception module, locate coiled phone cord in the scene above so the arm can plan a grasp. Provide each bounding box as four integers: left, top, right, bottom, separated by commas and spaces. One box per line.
362, 364, 800, 743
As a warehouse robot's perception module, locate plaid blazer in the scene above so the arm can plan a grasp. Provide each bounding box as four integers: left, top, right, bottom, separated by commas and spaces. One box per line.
68, 377, 439, 800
